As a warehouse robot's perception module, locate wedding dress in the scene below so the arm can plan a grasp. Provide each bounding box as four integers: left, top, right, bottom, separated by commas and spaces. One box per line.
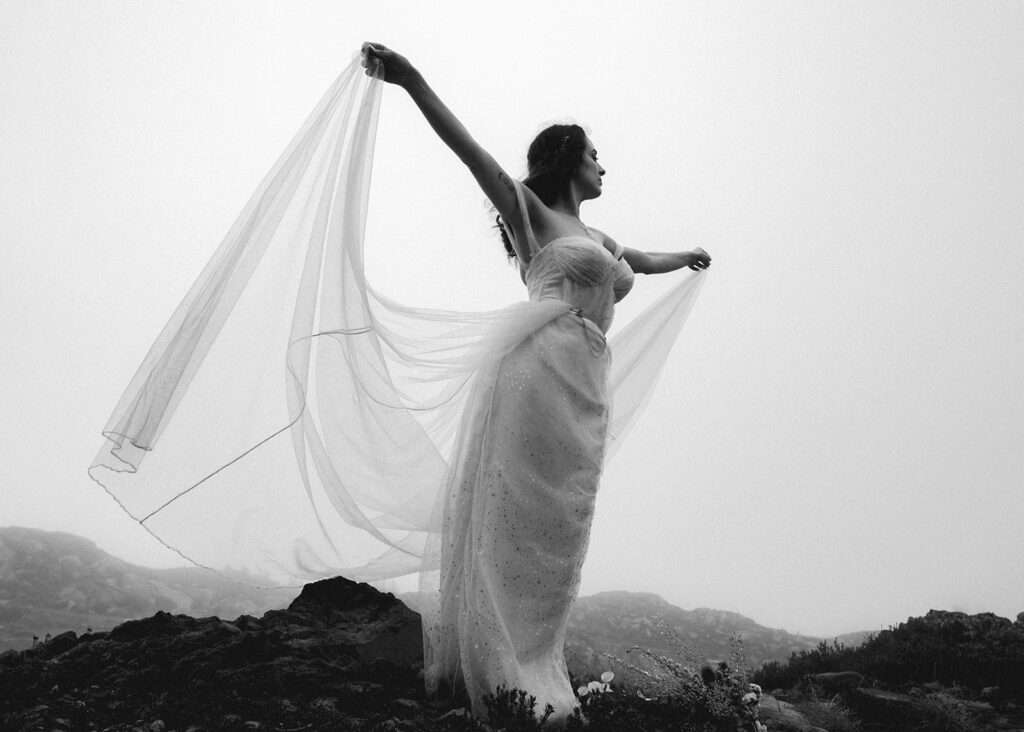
89, 55, 705, 717
421, 183, 640, 717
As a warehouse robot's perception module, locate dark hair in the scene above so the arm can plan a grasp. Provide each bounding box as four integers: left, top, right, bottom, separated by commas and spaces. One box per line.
496, 123, 588, 259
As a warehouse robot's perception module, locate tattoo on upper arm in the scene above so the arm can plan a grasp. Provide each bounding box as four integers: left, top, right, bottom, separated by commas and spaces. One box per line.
498, 171, 515, 193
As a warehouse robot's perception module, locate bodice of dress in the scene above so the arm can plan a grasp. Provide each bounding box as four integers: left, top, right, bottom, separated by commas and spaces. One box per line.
524, 235, 635, 333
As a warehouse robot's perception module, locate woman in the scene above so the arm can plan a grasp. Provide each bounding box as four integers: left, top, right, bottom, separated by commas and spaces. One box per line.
91, 45, 707, 725
361, 43, 710, 718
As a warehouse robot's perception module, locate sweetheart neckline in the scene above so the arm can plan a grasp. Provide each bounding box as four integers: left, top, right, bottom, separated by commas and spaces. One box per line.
536, 234, 620, 262
520, 236, 629, 279
543, 234, 601, 248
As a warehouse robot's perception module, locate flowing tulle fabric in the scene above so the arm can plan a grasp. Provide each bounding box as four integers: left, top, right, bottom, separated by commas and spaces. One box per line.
90, 55, 705, 713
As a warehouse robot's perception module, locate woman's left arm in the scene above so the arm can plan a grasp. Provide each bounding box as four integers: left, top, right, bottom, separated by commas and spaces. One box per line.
622, 247, 711, 275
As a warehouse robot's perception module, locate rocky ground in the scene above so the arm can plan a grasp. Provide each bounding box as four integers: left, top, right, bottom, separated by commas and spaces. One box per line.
0, 576, 442, 731
758, 671, 1024, 732
8, 564, 1020, 731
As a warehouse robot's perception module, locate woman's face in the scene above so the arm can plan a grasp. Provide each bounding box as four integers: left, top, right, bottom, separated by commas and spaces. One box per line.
575, 137, 605, 200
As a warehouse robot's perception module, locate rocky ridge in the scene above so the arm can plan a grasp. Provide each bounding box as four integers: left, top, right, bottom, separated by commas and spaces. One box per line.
0, 576, 428, 731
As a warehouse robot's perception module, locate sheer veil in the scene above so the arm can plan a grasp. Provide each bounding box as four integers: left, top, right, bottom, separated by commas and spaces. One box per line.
89, 55, 706, 588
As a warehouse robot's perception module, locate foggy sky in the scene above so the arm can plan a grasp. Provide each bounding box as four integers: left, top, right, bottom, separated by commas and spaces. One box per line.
1, 0, 1022, 637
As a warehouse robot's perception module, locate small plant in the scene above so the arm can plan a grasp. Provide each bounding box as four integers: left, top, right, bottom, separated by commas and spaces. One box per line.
434, 632, 766, 731
798, 694, 862, 732
753, 638, 857, 690
917, 693, 984, 732
576, 670, 615, 698
564, 631, 765, 731
480, 686, 554, 730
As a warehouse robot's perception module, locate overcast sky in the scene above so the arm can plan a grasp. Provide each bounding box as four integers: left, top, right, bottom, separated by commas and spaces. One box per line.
2, 1, 1022, 638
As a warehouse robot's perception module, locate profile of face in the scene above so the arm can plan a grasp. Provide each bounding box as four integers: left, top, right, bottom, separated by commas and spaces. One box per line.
575, 137, 605, 200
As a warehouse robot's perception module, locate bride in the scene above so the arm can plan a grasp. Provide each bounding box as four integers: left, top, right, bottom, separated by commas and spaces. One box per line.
360, 44, 710, 718
89, 43, 708, 724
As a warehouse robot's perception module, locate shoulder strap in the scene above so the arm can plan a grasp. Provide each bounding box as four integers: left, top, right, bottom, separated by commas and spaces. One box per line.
512, 180, 541, 257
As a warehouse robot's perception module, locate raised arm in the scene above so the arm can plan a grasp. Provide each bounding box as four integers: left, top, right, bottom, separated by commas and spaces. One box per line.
362, 43, 531, 260
623, 246, 711, 274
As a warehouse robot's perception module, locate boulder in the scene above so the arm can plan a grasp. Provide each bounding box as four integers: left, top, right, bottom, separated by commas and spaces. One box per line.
263, 575, 422, 667
757, 692, 829, 732
21, 630, 79, 660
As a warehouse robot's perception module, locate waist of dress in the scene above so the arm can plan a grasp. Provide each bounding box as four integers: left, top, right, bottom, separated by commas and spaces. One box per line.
534, 298, 608, 356
570, 308, 607, 357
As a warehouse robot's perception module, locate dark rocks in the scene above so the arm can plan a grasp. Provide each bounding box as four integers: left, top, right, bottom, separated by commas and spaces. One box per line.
34, 630, 79, 659
262, 576, 423, 667
811, 670, 864, 694
846, 686, 1024, 732
0, 575, 426, 731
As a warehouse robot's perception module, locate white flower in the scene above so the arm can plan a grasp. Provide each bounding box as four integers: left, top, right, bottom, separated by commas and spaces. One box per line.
579, 672, 613, 697
741, 692, 758, 705
749, 682, 762, 697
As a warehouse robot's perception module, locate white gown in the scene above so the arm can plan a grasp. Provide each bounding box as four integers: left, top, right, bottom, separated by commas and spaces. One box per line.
423, 187, 636, 717
89, 56, 705, 720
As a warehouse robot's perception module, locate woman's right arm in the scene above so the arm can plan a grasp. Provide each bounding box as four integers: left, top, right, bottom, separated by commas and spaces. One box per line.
362, 43, 531, 260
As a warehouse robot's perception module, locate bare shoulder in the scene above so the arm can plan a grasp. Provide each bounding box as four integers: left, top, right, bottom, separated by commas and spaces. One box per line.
588, 227, 621, 257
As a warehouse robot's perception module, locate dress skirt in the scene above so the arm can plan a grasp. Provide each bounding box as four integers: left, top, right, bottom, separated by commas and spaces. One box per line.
424, 311, 610, 718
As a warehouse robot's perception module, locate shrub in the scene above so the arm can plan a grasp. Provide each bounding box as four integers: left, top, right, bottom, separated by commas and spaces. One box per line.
753, 611, 1024, 698
565, 632, 765, 731
752, 638, 858, 690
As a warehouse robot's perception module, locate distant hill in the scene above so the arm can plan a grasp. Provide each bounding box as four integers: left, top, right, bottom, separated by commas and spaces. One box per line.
0, 526, 295, 650
1, 526, 854, 667
565, 590, 825, 671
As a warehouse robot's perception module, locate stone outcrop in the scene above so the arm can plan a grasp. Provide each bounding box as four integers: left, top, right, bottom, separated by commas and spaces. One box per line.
0, 576, 426, 731
756, 693, 829, 732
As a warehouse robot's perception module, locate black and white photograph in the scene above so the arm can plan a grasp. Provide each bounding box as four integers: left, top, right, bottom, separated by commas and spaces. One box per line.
2, 2, 1022, 729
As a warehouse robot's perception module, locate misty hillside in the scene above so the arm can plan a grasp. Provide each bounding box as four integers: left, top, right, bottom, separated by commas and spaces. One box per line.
0, 526, 295, 650
566, 590, 827, 670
